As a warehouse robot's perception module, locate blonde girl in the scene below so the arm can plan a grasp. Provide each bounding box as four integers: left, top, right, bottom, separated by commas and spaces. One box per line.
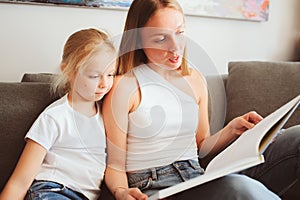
0, 28, 116, 200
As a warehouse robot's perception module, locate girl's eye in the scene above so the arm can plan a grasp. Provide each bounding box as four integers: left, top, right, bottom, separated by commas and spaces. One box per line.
89, 75, 99, 79
108, 73, 114, 77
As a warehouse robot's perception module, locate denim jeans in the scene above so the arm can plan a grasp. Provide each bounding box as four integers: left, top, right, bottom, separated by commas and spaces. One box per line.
240, 125, 300, 196
127, 159, 280, 199
25, 180, 88, 200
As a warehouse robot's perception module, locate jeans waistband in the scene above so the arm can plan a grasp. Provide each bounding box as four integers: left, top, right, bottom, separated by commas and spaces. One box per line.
127, 159, 203, 180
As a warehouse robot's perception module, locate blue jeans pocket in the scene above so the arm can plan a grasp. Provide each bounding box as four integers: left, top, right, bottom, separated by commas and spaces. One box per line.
26, 181, 65, 200
25, 180, 86, 200
128, 172, 153, 191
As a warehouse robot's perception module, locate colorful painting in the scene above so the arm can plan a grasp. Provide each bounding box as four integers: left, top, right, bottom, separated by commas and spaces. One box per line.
1, 0, 269, 21
45, 0, 132, 8
178, 0, 270, 21
0, 0, 133, 9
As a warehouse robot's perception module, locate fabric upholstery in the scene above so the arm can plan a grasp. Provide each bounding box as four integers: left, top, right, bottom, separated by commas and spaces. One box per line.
0, 82, 59, 190
21, 73, 58, 83
225, 61, 300, 128
205, 75, 227, 134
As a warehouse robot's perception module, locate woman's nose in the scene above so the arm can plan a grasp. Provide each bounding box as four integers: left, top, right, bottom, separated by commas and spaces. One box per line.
168, 35, 184, 54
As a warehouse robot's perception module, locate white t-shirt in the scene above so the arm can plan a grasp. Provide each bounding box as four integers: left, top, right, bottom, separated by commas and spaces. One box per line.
25, 94, 106, 200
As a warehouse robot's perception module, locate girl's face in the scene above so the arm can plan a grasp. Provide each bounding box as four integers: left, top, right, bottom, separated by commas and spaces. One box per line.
71, 51, 116, 103
140, 7, 185, 70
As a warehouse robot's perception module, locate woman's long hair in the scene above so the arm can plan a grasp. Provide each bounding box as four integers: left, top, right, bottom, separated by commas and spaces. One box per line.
117, 0, 189, 75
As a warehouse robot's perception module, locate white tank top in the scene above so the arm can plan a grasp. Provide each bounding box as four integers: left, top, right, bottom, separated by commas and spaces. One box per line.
126, 65, 199, 171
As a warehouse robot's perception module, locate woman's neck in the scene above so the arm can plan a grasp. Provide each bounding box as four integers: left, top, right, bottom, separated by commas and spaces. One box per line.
147, 63, 181, 80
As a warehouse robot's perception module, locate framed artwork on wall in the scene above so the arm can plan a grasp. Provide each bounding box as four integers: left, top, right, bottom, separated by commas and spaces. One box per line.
178, 0, 270, 21
0, 0, 132, 9
0, 0, 269, 21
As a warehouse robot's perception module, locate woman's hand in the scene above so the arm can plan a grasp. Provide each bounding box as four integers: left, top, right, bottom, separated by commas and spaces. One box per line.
228, 111, 263, 136
114, 187, 148, 200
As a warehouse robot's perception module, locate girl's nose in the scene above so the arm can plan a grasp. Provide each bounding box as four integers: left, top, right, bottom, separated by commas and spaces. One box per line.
98, 76, 107, 88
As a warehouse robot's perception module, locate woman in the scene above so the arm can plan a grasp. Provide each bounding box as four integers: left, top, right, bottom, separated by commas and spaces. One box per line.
102, 0, 281, 199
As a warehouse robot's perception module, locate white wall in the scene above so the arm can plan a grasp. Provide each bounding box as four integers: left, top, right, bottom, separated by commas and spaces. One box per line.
0, 0, 300, 81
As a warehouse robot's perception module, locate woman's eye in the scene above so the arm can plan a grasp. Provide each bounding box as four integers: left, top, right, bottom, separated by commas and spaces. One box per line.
154, 36, 167, 43
177, 30, 185, 35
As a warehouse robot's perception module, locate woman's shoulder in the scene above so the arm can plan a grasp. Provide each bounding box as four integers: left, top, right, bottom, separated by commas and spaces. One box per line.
106, 71, 139, 100
186, 68, 208, 103
103, 70, 141, 113
113, 71, 138, 90
114, 71, 136, 82
187, 68, 207, 87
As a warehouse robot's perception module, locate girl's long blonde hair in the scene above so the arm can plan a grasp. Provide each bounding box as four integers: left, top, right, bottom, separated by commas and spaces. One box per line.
52, 28, 115, 96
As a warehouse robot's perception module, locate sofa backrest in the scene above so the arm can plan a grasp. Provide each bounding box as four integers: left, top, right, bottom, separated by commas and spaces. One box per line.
208, 61, 300, 133
206, 75, 227, 134
225, 61, 300, 128
1, 61, 300, 191
0, 81, 59, 191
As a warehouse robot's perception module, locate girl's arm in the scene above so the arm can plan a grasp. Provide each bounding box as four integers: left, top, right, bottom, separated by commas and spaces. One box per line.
0, 139, 46, 200
102, 75, 147, 200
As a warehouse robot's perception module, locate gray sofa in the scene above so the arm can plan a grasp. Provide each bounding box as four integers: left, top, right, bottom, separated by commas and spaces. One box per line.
1, 61, 300, 199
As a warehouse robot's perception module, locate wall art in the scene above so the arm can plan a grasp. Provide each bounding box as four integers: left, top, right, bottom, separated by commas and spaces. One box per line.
1, 0, 269, 21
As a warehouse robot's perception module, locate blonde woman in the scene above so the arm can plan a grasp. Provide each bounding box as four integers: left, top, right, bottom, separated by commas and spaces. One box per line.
102, 0, 280, 199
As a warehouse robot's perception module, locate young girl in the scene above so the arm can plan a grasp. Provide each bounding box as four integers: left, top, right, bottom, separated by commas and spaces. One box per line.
102, 0, 281, 199
0, 28, 116, 200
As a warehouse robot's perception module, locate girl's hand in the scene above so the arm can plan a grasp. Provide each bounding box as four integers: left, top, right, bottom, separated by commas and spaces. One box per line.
114, 187, 148, 200
228, 111, 263, 136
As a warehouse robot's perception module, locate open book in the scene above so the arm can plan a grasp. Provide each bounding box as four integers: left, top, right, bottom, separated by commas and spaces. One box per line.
148, 94, 300, 200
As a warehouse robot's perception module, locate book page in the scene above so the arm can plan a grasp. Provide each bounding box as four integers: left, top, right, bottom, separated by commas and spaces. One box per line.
206, 94, 300, 173
259, 97, 300, 153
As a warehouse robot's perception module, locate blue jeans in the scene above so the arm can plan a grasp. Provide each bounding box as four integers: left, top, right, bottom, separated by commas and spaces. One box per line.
127, 159, 280, 199
240, 125, 300, 196
25, 180, 88, 200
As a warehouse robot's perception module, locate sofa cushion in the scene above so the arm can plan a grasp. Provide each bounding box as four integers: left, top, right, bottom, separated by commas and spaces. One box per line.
0, 82, 59, 190
21, 73, 58, 83
225, 61, 300, 128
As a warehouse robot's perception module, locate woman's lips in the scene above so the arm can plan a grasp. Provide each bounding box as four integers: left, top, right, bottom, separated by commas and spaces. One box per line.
169, 55, 180, 63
